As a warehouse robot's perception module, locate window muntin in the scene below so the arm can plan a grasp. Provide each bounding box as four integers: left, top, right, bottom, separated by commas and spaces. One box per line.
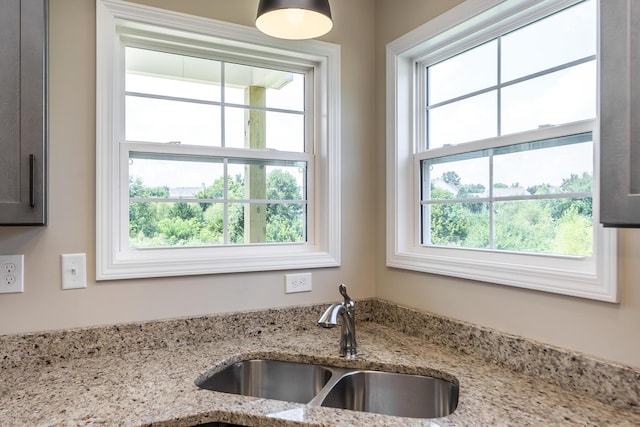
224, 62, 305, 112
425, 1, 596, 149
500, 0, 597, 82
125, 47, 221, 101
501, 61, 596, 135
97, 0, 341, 279
428, 91, 498, 147
222, 107, 305, 151
123, 45, 310, 249
125, 47, 306, 152
428, 40, 498, 105
128, 153, 307, 248
421, 1, 596, 258
125, 96, 222, 146
421, 132, 594, 256
386, 0, 616, 302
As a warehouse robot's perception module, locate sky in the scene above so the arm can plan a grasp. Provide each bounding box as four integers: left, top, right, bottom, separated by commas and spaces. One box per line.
126, 0, 596, 193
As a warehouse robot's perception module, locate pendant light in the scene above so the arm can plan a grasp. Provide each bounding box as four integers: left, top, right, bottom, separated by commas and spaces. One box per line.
256, 0, 333, 40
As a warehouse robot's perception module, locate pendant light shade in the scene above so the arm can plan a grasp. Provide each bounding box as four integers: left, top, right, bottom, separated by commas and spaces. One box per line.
256, 0, 333, 40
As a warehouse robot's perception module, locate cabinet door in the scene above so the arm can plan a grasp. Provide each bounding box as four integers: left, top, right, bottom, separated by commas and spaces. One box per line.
0, 0, 47, 225
600, 0, 640, 227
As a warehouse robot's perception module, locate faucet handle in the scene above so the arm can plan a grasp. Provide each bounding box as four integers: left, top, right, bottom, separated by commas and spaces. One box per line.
338, 284, 354, 308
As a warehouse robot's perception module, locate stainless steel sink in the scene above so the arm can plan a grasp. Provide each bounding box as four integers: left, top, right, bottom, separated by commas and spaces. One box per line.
319, 370, 458, 418
196, 359, 333, 404
196, 359, 459, 419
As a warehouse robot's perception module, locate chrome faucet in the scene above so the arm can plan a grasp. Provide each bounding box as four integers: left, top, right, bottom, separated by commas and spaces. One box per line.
318, 284, 357, 358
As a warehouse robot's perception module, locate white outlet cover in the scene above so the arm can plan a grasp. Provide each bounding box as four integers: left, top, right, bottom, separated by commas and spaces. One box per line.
285, 273, 312, 293
0, 254, 24, 294
61, 253, 87, 290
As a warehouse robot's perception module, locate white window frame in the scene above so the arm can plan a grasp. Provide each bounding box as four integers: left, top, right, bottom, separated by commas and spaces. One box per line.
96, 0, 341, 280
386, 0, 618, 302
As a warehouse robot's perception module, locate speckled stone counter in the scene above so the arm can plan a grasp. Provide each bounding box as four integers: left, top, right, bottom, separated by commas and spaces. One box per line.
1, 300, 639, 426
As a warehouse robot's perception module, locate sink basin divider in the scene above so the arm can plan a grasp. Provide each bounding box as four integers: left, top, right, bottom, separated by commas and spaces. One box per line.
307, 366, 352, 406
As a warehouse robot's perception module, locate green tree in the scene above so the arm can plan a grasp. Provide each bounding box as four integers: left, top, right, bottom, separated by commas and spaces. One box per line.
553, 206, 593, 255
170, 202, 201, 221
197, 175, 245, 244
442, 171, 461, 186
157, 217, 202, 245
129, 176, 169, 240
266, 169, 304, 242
549, 173, 592, 220
196, 173, 244, 210
429, 187, 471, 245
125, 169, 302, 247
527, 183, 552, 195
494, 201, 554, 252
456, 183, 485, 214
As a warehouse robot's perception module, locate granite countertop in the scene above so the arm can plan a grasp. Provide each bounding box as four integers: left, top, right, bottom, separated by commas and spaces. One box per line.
1, 301, 639, 426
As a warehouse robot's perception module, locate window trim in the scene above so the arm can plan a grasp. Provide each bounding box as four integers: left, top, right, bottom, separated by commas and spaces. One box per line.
386, 0, 618, 302
96, 0, 341, 280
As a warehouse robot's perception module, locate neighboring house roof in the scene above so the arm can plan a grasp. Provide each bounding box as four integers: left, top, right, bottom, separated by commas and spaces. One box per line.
432, 177, 531, 198
491, 187, 529, 198
432, 177, 459, 195
169, 186, 205, 198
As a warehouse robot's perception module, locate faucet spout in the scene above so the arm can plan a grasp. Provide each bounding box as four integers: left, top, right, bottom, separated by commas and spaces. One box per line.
318, 303, 343, 328
317, 284, 357, 358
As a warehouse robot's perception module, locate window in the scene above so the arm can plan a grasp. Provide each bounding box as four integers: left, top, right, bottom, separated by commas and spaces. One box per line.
96, 0, 341, 279
387, 0, 617, 301
125, 49, 309, 248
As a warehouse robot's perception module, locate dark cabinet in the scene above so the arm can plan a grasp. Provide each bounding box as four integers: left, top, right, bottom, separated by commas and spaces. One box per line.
600, 0, 640, 227
0, 0, 47, 225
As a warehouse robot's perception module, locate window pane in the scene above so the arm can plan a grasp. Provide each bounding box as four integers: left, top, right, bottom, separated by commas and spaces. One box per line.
129, 156, 224, 198
224, 107, 305, 151
423, 203, 490, 248
501, 0, 596, 82
126, 47, 221, 102
420, 133, 593, 255
493, 134, 593, 194
224, 163, 246, 200
126, 96, 221, 146
129, 201, 224, 247
224, 63, 304, 111
267, 111, 305, 152
428, 91, 497, 148
429, 40, 497, 104
267, 73, 305, 112
494, 199, 592, 256
265, 165, 306, 200
267, 202, 306, 243
423, 154, 489, 201
226, 203, 306, 244
223, 106, 246, 149
227, 159, 307, 201
225, 203, 246, 244
501, 61, 596, 135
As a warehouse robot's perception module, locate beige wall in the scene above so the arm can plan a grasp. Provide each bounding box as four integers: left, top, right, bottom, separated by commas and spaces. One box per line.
374, 0, 640, 369
0, 0, 376, 334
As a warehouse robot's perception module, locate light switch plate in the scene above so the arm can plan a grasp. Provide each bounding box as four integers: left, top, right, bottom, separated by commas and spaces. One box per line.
61, 253, 87, 290
0, 254, 24, 294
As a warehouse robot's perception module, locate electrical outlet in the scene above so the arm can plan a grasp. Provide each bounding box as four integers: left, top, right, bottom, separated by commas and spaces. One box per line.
0, 255, 24, 294
61, 253, 87, 290
285, 273, 312, 293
